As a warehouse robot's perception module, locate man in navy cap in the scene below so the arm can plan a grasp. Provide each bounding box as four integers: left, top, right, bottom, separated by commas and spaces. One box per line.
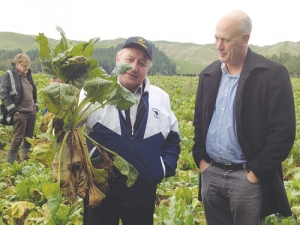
83, 37, 181, 225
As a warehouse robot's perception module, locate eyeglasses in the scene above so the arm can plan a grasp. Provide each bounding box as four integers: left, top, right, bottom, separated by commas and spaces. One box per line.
19, 63, 29, 69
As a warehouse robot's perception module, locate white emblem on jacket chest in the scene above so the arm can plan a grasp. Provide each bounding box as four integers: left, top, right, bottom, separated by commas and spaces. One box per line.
152, 108, 159, 118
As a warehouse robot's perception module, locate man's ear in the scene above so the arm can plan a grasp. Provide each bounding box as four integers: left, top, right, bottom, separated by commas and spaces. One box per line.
243, 33, 250, 46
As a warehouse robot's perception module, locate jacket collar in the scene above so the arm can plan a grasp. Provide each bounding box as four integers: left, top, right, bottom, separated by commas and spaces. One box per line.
143, 77, 151, 93
241, 48, 269, 75
202, 47, 269, 78
11, 62, 32, 77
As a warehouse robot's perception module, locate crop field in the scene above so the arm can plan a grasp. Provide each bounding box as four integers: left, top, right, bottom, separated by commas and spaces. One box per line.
0, 74, 299, 224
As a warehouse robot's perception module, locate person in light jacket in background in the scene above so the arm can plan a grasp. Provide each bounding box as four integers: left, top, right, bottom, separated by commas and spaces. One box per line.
192, 10, 295, 225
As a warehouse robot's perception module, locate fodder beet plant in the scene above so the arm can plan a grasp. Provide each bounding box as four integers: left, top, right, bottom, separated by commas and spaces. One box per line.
25, 26, 139, 224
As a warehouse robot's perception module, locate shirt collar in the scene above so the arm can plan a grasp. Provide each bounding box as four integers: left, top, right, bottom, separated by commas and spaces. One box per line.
117, 77, 144, 97
221, 63, 228, 74
221, 63, 241, 79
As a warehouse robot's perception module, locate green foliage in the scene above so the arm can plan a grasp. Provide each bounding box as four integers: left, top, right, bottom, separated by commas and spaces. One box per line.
150, 47, 176, 75
1, 75, 300, 224
113, 155, 139, 187
283, 79, 300, 172
93, 47, 119, 73
266, 53, 300, 77
264, 213, 298, 225
149, 76, 198, 171
0, 126, 12, 151
0, 48, 41, 73
178, 121, 196, 170
0, 161, 82, 224
155, 170, 205, 224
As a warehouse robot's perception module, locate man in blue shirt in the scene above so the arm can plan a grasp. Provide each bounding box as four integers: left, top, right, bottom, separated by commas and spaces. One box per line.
192, 10, 295, 225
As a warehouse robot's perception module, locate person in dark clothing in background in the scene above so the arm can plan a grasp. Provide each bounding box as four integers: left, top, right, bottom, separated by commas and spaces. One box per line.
0, 53, 38, 163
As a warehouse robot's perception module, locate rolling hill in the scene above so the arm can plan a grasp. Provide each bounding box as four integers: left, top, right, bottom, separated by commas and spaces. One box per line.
0, 32, 299, 74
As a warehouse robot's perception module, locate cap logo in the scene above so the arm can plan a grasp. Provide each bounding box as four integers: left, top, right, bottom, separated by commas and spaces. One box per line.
136, 38, 147, 49
123, 36, 152, 60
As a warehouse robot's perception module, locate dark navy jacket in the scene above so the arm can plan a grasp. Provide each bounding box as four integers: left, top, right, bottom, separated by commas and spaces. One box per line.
86, 77, 181, 206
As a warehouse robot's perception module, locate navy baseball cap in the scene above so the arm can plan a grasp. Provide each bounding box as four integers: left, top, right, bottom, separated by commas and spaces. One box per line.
122, 37, 152, 60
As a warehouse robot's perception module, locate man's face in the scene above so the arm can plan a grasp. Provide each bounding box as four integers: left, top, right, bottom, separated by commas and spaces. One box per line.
16, 61, 30, 75
214, 19, 248, 67
116, 46, 151, 92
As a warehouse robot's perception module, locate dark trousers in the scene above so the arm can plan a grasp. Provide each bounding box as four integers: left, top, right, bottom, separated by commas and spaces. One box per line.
83, 199, 155, 225
201, 165, 264, 225
12, 111, 36, 149
7, 111, 37, 163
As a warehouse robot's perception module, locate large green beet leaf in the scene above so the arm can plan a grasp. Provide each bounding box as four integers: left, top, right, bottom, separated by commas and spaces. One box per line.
35, 26, 103, 89
35, 33, 56, 78
41, 83, 80, 119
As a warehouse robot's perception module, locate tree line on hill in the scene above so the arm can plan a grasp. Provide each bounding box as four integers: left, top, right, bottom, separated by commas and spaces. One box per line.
0, 43, 176, 76
0, 46, 300, 77
267, 52, 300, 78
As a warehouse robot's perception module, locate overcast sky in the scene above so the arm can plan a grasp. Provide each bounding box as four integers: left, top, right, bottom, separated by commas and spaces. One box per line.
1, 0, 299, 47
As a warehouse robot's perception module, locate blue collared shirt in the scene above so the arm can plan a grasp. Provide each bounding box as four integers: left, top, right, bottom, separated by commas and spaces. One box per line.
206, 63, 246, 164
